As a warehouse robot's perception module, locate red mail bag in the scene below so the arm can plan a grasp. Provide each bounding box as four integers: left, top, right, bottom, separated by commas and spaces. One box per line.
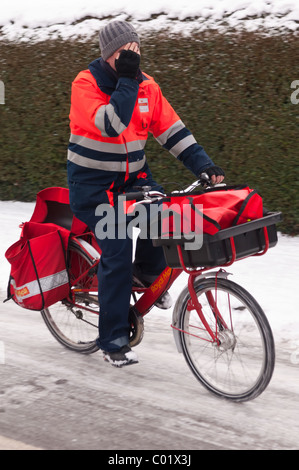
5, 222, 71, 311
161, 186, 263, 238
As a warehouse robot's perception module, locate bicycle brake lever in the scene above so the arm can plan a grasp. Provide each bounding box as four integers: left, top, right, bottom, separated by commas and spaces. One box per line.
200, 172, 210, 182
199, 172, 226, 189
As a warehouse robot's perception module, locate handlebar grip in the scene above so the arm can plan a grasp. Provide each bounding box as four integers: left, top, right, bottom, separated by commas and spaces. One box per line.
121, 192, 145, 201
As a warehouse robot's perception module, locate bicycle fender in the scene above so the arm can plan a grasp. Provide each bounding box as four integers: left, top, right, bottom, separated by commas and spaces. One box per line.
172, 270, 231, 353
72, 237, 101, 261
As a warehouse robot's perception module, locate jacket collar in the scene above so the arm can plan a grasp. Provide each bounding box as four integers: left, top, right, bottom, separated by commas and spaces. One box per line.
88, 57, 145, 95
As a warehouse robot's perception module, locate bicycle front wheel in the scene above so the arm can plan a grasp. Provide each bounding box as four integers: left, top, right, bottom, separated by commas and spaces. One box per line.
41, 239, 100, 354
175, 277, 275, 402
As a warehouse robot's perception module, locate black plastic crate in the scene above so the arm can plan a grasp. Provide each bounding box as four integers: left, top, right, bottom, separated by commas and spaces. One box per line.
152, 212, 282, 269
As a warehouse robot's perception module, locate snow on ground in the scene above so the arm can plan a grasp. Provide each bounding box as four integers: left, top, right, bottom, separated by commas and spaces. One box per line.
0, 0, 298, 42
0, 200, 298, 351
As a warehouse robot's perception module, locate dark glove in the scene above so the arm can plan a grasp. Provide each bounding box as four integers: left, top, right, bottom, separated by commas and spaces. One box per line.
115, 50, 140, 79
203, 166, 225, 179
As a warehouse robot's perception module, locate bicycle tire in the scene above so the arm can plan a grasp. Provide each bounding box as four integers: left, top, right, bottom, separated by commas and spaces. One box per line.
175, 277, 275, 402
41, 239, 100, 354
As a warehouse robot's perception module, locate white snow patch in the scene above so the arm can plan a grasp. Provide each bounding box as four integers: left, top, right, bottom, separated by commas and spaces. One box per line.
0, 0, 298, 42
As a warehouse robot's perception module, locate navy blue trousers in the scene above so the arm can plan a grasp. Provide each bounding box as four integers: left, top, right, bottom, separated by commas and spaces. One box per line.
68, 180, 166, 352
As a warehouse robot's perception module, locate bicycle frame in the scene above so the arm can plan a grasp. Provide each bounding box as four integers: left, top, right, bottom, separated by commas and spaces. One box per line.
69, 241, 183, 316
68, 228, 271, 346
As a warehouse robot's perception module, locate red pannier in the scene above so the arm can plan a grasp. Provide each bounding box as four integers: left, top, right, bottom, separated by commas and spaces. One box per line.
5, 187, 91, 311
5, 222, 71, 311
160, 186, 264, 238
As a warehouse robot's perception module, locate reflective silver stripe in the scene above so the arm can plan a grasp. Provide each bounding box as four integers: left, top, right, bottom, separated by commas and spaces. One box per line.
95, 103, 127, 136
155, 120, 185, 145
126, 139, 147, 153
169, 135, 197, 158
69, 134, 146, 153
106, 103, 127, 135
94, 106, 109, 137
11, 270, 69, 301
68, 150, 146, 172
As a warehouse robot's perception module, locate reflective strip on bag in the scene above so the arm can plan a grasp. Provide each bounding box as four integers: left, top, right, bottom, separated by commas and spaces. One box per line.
11, 270, 69, 301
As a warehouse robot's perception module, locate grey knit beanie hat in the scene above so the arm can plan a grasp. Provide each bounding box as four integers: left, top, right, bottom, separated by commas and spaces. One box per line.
99, 21, 140, 61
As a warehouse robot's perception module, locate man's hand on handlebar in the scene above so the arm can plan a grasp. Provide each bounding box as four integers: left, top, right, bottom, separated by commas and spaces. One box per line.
201, 166, 225, 185
124, 168, 226, 204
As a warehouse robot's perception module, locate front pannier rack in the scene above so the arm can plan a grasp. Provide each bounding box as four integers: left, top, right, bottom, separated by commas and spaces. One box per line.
153, 212, 282, 269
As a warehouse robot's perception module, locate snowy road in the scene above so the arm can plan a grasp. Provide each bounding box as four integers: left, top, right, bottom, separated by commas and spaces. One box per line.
0, 202, 298, 450
0, 296, 298, 451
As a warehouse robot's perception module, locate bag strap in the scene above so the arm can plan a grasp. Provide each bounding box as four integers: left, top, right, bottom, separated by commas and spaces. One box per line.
186, 197, 222, 232
58, 230, 72, 299
3, 274, 14, 303
232, 189, 259, 226
27, 239, 45, 310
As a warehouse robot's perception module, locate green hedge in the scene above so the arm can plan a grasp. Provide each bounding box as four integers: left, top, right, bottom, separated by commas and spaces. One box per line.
0, 32, 298, 234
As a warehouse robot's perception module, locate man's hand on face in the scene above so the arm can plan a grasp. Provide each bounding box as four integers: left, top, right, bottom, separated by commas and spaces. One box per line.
116, 42, 140, 57
114, 42, 141, 79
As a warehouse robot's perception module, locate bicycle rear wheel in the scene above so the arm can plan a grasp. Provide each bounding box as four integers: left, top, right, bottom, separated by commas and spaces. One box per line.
174, 277, 275, 402
41, 239, 100, 354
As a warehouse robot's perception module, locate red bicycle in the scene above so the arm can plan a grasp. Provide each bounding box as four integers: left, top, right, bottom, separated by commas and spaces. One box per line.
38, 178, 281, 402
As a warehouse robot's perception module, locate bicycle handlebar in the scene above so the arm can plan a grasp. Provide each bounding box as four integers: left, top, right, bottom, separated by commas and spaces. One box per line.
123, 173, 220, 204
123, 191, 147, 201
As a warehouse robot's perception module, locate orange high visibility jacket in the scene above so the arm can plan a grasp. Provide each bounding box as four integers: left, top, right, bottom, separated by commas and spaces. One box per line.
67, 58, 214, 193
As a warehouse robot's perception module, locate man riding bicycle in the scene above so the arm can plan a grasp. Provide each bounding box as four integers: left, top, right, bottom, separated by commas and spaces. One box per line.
67, 20, 225, 367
